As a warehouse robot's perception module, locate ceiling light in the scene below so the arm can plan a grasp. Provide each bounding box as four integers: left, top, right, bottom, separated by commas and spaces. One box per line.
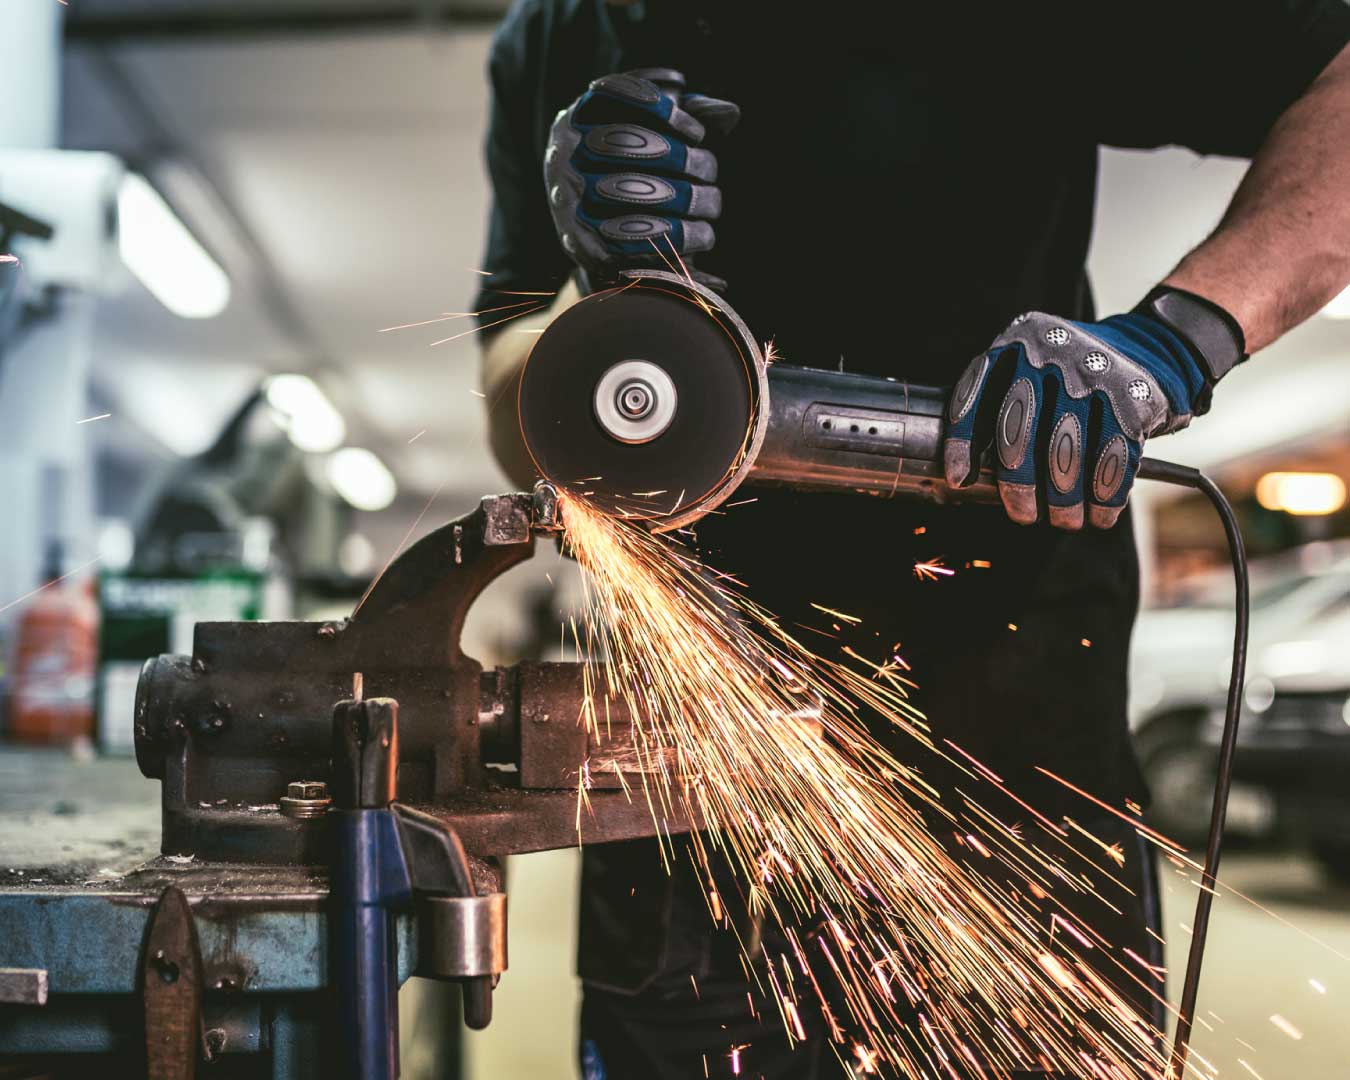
328, 448, 397, 512
1320, 285, 1350, 320
117, 172, 230, 319
265, 374, 346, 453
1255, 472, 1347, 516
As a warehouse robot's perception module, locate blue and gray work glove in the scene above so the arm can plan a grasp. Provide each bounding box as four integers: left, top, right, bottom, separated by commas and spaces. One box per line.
944, 287, 1246, 530
544, 68, 739, 292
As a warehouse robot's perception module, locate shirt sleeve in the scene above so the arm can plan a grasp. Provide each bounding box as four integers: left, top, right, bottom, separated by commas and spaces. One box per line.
1093, 0, 1350, 156
474, 1, 575, 340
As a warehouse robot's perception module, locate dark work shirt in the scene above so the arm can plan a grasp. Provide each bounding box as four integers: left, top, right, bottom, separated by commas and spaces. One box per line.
476, 1, 1350, 817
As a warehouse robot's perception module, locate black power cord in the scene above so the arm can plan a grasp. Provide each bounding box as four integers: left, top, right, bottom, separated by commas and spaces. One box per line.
1137, 458, 1250, 1076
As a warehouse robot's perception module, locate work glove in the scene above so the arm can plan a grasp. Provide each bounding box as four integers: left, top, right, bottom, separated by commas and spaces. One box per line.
544, 68, 739, 292
944, 287, 1246, 530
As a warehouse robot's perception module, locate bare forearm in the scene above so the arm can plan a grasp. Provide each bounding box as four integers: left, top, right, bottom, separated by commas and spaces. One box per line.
1164, 42, 1350, 352
479, 280, 581, 489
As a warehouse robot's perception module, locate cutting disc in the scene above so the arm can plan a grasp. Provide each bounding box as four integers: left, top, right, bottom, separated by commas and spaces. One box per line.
519, 277, 761, 528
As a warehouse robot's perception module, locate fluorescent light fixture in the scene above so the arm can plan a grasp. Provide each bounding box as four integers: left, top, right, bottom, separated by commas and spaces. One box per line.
328, 447, 397, 512
117, 172, 230, 319
1321, 285, 1350, 320
1255, 471, 1347, 516
265, 374, 346, 453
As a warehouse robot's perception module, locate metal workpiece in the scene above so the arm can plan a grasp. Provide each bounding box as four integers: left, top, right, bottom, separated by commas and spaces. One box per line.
531, 479, 562, 531
416, 893, 507, 979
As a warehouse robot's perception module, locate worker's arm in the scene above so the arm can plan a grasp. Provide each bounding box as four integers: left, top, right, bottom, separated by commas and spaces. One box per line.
1164, 41, 1350, 352
480, 282, 581, 490
945, 40, 1350, 532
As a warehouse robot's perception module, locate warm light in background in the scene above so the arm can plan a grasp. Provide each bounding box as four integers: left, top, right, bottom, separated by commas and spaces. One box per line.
1320, 285, 1350, 320
328, 447, 397, 511
265, 374, 346, 453
117, 172, 230, 319
1255, 471, 1347, 516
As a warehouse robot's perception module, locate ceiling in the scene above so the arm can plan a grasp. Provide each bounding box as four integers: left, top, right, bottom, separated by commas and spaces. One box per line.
57, 10, 1350, 529
63, 15, 516, 519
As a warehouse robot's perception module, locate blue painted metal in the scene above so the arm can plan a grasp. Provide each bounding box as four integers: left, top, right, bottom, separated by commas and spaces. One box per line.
0, 885, 416, 1060
0, 891, 416, 995
332, 809, 413, 1080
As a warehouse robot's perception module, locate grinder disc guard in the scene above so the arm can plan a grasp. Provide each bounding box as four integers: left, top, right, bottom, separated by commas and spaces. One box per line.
518, 278, 761, 528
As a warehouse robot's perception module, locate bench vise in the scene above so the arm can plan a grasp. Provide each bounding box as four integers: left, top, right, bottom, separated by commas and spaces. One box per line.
133, 483, 697, 1073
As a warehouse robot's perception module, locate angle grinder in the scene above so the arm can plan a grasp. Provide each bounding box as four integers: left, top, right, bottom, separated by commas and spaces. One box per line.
517, 267, 1251, 1074
518, 268, 998, 532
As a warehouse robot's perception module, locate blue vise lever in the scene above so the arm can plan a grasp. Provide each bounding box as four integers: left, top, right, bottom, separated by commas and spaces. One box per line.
331, 696, 505, 1080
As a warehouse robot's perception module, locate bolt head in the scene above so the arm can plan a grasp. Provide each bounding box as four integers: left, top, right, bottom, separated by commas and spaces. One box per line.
287, 780, 328, 800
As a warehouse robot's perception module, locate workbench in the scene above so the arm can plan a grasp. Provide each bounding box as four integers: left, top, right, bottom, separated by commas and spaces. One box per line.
0, 748, 414, 1074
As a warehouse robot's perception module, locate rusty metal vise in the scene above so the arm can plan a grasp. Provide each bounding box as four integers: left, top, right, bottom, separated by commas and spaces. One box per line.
129, 482, 694, 1077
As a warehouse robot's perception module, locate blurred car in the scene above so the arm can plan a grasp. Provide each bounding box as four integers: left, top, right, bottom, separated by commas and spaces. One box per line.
1210, 577, 1350, 881
1129, 552, 1350, 847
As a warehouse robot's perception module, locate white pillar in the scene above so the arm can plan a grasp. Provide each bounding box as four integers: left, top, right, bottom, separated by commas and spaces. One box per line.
0, 0, 61, 150
0, 3, 90, 617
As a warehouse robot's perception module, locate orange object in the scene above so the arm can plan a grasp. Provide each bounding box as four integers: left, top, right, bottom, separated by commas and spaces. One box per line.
8, 551, 98, 744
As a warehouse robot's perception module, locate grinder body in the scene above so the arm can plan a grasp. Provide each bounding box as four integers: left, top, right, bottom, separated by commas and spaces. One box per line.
753, 364, 996, 505
518, 270, 995, 529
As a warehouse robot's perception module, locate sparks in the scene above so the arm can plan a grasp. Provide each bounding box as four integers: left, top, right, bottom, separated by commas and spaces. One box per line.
76, 413, 111, 424
913, 557, 956, 582
0, 557, 101, 617
809, 602, 862, 624
557, 495, 1181, 1078
1268, 1014, 1303, 1041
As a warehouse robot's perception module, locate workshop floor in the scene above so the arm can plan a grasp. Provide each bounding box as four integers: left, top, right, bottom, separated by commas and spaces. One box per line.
454, 850, 1350, 1078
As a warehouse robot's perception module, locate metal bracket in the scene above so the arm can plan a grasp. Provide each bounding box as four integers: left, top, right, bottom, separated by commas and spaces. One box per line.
143, 885, 207, 1080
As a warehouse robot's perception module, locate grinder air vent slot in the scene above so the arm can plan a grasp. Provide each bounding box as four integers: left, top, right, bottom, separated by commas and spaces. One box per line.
805, 404, 906, 456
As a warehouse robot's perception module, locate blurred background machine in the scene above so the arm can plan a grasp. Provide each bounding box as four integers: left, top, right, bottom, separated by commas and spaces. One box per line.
2, 2, 1350, 1078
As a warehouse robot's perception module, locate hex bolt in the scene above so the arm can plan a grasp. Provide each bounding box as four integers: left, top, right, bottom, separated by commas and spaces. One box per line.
279, 780, 332, 819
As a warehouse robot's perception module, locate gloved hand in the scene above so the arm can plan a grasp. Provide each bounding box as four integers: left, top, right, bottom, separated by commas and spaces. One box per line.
544, 68, 739, 292
944, 288, 1246, 530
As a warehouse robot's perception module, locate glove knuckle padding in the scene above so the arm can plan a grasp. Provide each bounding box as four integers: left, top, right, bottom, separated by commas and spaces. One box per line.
598, 214, 672, 244
948, 354, 989, 425
995, 374, 1035, 471
1093, 435, 1131, 504
584, 123, 672, 161
1047, 412, 1082, 496
593, 172, 677, 207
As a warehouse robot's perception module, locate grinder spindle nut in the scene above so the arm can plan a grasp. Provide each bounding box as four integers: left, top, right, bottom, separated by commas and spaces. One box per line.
593, 359, 678, 444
